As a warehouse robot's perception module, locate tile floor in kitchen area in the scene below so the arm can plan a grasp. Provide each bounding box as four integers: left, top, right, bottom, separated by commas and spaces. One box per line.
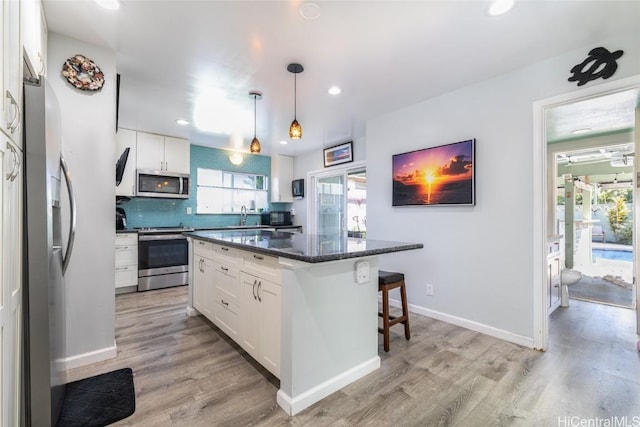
65, 286, 640, 426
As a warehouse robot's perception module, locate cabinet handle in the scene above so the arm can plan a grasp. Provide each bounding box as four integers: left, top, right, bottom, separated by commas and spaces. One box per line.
221, 299, 229, 307
199, 258, 204, 272
257, 281, 262, 303
6, 90, 21, 133
115, 266, 129, 271
553, 284, 560, 288
252, 279, 257, 300
221, 247, 229, 252
37, 52, 46, 75
117, 246, 129, 250
5, 142, 18, 180
253, 254, 264, 260
221, 266, 228, 272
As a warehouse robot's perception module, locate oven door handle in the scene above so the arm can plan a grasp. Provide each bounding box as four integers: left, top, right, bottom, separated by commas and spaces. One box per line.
138, 234, 187, 241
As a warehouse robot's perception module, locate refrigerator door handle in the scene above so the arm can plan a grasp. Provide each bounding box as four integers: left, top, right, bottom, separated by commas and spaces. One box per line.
60, 154, 77, 274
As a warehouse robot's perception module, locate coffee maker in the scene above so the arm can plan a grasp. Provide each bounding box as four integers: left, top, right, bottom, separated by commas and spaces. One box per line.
116, 207, 127, 230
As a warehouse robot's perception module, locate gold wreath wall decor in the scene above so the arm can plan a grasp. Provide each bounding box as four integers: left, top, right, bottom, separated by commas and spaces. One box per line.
61, 54, 105, 91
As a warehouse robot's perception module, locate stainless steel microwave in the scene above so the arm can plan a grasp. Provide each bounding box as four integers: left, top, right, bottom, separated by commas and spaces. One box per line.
136, 169, 189, 199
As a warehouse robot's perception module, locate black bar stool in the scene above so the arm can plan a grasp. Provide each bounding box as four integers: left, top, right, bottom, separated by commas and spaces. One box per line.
378, 270, 411, 352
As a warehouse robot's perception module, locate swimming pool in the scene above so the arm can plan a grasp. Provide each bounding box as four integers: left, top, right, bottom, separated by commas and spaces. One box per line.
592, 248, 633, 262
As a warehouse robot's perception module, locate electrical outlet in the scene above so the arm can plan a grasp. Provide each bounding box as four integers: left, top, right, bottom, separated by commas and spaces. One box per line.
186, 207, 192, 215
426, 283, 434, 296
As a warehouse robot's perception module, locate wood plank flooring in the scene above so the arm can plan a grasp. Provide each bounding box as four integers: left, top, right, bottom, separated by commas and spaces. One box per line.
65, 287, 640, 426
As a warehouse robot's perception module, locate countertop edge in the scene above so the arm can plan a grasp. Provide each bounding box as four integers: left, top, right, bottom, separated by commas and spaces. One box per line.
185, 231, 423, 263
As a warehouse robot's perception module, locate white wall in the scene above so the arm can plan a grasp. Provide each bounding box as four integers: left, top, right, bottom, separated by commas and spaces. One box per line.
48, 33, 117, 363
292, 136, 366, 228
367, 33, 640, 344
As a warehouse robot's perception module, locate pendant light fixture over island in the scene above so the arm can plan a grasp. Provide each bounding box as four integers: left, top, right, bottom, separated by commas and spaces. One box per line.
249, 90, 263, 153
287, 63, 304, 140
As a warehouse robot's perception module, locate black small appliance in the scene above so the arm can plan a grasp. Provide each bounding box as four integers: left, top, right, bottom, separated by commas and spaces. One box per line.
116, 207, 127, 230
261, 211, 292, 226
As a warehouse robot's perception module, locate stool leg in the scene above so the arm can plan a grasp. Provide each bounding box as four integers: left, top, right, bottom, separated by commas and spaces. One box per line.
400, 282, 411, 341
382, 288, 390, 352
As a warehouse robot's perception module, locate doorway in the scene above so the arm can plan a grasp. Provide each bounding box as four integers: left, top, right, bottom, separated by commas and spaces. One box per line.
307, 161, 366, 237
553, 143, 635, 308
533, 74, 640, 350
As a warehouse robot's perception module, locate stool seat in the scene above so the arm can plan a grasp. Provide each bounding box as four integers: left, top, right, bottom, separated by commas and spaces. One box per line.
378, 270, 410, 352
378, 270, 404, 285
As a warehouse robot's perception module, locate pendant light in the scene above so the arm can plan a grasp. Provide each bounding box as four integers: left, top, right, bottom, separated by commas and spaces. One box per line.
287, 63, 304, 139
249, 90, 262, 153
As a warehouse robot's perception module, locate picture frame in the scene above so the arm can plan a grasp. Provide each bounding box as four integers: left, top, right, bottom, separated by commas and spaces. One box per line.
392, 139, 475, 206
323, 141, 353, 168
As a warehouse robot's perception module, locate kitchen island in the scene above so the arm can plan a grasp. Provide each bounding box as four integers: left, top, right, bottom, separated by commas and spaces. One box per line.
184, 229, 423, 415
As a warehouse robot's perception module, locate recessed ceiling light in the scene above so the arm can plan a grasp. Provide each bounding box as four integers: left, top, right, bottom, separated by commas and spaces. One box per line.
487, 0, 514, 16
571, 128, 592, 135
280, 140, 288, 145
176, 119, 190, 126
328, 86, 342, 95
300, 2, 321, 20
94, 0, 120, 10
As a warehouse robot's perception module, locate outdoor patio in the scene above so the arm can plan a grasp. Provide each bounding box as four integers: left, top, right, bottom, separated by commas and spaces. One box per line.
568, 242, 634, 308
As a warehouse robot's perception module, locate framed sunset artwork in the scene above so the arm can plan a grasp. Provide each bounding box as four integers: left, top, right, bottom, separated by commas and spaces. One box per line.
392, 139, 475, 206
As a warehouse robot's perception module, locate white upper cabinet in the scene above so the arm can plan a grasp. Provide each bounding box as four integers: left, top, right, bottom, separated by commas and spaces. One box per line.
115, 129, 137, 197
163, 136, 190, 174
22, 0, 47, 78
136, 131, 190, 174
271, 154, 293, 203
2, 0, 23, 147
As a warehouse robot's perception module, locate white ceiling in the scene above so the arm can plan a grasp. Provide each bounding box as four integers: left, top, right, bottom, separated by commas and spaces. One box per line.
43, 0, 640, 157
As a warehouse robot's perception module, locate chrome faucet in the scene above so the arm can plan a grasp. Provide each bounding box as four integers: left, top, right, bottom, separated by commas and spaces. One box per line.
240, 205, 247, 226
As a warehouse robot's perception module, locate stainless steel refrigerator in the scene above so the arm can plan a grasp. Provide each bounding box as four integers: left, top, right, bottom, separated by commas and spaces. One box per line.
22, 79, 76, 426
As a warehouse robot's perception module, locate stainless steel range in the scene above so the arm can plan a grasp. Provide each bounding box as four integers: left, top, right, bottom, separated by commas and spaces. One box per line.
136, 227, 193, 291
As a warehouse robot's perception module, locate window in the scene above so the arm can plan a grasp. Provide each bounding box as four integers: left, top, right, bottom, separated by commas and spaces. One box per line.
196, 168, 268, 214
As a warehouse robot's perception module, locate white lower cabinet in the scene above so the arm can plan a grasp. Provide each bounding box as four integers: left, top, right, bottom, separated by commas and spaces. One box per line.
191, 239, 281, 378
115, 233, 138, 290
240, 271, 281, 378
211, 260, 240, 340
193, 254, 215, 320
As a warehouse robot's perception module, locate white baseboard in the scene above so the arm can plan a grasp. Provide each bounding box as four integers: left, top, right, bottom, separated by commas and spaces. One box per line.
62, 341, 118, 370
277, 356, 381, 416
385, 297, 534, 348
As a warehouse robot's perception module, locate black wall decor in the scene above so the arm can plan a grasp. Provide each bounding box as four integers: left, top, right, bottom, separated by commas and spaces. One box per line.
568, 47, 623, 87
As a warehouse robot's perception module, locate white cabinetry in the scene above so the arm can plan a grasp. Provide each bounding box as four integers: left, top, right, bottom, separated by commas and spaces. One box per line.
136, 131, 190, 174
271, 155, 293, 203
212, 245, 241, 340
191, 240, 281, 378
2, 0, 23, 149
115, 233, 138, 291
239, 251, 281, 377
22, 0, 47, 77
1, 137, 23, 427
193, 246, 215, 320
240, 271, 281, 377
548, 254, 561, 311
115, 129, 137, 197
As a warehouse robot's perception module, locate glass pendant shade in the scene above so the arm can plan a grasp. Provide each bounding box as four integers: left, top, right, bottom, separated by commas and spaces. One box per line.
287, 63, 304, 140
250, 137, 261, 153
289, 119, 302, 139
248, 90, 262, 153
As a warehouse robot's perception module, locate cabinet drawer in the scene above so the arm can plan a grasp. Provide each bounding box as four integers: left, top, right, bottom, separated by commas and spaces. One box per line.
116, 233, 138, 246
115, 245, 137, 266
215, 244, 240, 265
213, 297, 239, 339
115, 265, 137, 288
214, 264, 239, 302
243, 252, 281, 284
193, 239, 214, 257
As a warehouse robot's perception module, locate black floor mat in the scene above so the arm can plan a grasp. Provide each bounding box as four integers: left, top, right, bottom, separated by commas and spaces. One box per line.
56, 368, 135, 427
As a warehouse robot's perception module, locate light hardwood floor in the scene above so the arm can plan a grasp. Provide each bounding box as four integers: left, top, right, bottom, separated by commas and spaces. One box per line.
65, 286, 640, 426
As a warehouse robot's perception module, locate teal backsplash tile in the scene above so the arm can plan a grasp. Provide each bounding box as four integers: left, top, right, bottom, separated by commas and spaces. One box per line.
121, 145, 271, 229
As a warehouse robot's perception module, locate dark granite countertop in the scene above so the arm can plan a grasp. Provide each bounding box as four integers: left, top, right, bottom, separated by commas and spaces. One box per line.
194, 225, 302, 231
116, 229, 138, 234
184, 229, 423, 263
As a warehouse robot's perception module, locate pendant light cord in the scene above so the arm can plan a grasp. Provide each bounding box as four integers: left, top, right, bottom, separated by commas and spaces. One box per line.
253, 95, 257, 138
294, 74, 297, 119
